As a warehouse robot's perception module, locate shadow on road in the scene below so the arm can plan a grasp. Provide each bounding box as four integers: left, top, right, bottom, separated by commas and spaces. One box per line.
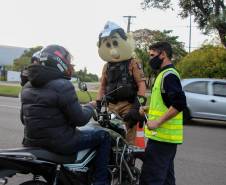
185, 119, 226, 129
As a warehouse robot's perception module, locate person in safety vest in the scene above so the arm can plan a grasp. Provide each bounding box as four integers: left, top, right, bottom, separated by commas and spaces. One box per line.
20, 45, 111, 185
139, 42, 187, 185
96, 21, 146, 145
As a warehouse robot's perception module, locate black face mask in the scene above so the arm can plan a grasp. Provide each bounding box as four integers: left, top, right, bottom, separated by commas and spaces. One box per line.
149, 53, 163, 70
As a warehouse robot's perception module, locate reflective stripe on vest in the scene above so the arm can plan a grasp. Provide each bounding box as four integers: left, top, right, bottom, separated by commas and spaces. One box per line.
145, 68, 183, 144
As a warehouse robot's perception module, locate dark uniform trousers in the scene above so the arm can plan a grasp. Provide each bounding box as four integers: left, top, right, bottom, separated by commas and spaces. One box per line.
140, 139, 177, 185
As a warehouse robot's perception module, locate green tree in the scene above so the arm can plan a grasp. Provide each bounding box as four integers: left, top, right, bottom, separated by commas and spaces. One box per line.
133, 29, 187, 86
73, 67, 98, 82
134, 29, 186, 62
135, 47, 154, 87
13, 46, 43, 71
176, 45, 226, 78
141, 0, 226, 47
4, 64, 13, 71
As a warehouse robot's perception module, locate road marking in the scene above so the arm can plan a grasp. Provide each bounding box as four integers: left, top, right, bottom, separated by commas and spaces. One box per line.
0, 105, 20, 109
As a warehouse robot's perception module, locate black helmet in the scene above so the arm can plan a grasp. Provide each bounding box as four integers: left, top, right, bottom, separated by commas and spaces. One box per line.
39, 45, 73, 77
31, 51, 41, 64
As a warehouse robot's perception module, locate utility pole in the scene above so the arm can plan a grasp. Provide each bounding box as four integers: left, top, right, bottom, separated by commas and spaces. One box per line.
188, 13, 192, 53
188, 1, 192, 53
123, 16, 136, 32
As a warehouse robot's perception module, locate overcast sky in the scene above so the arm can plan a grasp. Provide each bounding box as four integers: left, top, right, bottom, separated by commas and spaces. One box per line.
0, 0, 211, 76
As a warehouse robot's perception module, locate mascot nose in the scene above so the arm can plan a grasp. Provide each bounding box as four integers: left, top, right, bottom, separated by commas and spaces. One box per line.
110, 49, 120, 59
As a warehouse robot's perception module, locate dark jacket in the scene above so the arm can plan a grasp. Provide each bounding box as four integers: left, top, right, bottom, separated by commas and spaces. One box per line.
21, 64, 94, 155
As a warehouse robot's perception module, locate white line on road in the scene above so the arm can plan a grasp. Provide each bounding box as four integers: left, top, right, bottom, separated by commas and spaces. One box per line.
0, 105, 20, 109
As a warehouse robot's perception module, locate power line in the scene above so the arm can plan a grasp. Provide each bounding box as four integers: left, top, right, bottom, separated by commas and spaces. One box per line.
185, 46, 200, 48
123, 15, 200, 52
161, 25, 198, 28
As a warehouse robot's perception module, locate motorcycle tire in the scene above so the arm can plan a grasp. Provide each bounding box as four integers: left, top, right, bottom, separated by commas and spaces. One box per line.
19, 180, 48, 185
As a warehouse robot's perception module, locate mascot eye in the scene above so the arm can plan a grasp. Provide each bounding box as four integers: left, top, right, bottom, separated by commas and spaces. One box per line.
112, 40, 118, 47
106, 42, 111, 48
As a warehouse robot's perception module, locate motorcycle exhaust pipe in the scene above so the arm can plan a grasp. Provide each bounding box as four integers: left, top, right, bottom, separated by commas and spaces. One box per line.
0, 178, 7, 185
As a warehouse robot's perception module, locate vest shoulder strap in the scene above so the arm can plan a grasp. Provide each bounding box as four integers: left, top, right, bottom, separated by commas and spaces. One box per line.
160, 68, 180, 93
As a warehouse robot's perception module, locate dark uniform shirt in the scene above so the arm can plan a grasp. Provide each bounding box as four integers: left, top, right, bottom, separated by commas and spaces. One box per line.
101, 58, 145, 85
160, 64, 187, 112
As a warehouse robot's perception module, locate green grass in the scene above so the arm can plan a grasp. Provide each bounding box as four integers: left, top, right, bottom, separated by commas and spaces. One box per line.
0, 84, 151, 105
76, 91, 97, 103
0, 85, 21, 96
0, 85, 97, 103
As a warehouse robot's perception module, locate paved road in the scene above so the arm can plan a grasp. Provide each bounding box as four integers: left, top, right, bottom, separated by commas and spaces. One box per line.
0, 96, 226, 185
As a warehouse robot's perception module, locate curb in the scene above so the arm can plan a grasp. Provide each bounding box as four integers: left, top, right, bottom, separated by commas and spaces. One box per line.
0, 94, 89, 104
0, 94, 19, 98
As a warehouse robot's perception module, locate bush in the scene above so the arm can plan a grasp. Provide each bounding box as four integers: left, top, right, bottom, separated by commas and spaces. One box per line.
176, 45, 226, 78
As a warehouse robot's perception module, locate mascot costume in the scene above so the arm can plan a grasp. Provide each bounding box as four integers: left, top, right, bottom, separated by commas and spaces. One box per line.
96, 21, 146, 145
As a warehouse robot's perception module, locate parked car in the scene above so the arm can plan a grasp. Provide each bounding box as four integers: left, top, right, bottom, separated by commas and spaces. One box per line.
181, 78, 226, 123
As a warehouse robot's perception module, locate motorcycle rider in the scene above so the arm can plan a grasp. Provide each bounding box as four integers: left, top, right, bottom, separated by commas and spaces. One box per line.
20, 45, 111, 185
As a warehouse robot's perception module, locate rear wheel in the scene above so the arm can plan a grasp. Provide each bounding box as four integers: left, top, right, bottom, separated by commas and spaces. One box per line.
19, 180, 48, 185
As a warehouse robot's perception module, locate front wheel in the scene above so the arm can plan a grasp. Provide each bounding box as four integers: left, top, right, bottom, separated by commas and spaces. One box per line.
19, 180, 48, 185
120, 166, 141, 185
121, 158, 143, 185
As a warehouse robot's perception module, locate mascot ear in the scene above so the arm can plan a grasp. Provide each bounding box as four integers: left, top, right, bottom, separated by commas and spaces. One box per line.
97, 41, 100, 48
126, 32, 134, 40
126, 32, 135, 52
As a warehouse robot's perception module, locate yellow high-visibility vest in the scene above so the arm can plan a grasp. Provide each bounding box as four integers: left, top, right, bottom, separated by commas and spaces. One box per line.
145, 68, 183, 144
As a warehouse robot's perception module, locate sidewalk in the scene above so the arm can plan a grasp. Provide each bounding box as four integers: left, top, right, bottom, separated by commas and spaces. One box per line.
0, 81, 20, 86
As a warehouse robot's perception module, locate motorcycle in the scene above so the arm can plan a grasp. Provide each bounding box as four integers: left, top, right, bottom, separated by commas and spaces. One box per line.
0, 82, 144, 185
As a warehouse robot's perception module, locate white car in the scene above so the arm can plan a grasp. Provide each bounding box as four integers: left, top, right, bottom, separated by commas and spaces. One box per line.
181, 78, 226, 122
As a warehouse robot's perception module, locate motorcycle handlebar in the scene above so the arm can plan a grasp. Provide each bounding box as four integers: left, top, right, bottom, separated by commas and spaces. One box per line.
77, 81, 123, 127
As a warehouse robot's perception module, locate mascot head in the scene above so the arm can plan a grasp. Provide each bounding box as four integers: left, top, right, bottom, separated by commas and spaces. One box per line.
98, 21, 135, 63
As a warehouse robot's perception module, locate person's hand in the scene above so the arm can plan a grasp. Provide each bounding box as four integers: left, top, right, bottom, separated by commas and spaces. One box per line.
88, 101, 98, 121
89, 101, 97, 108
146, 120, 161, 129
96, 100, 102, 113
139, 106, 149, 116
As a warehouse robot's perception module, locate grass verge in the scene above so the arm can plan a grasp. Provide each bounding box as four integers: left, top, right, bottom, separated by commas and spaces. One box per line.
76, 91, 97, 103
0, 85, 21, 97
0, 85, 97, 103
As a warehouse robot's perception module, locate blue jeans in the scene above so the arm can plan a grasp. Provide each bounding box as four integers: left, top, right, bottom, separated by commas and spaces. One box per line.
139, 139, 177, 185
73, 128, 111, 185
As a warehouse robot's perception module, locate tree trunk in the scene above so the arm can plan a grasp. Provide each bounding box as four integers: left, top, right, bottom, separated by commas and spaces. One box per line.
217, 24, 226, 48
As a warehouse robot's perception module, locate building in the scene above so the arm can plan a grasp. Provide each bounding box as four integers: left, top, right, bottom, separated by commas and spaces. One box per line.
0, 45, 27, 80
0, 45, 27, 66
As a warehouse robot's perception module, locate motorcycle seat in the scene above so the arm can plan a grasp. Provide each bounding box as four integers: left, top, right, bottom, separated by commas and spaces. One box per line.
0, 147, 76, 164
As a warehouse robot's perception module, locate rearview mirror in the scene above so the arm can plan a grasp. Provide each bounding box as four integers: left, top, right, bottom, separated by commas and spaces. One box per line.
78, 81, 87, 91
